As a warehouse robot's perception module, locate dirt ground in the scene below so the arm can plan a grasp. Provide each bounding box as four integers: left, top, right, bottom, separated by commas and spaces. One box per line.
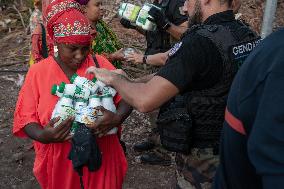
0, 0, 284, 189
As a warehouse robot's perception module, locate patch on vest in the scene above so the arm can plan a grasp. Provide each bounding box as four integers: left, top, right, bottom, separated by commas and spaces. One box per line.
230, 38, 261, 67
169, 42, 183, 57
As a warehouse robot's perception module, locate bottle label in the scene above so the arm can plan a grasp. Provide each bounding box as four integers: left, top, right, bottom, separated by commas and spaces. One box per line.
75, 107, 103, 125
122, 4, 140, 22
53, 105, 75, 127
137, 8, 148, 25
74, 86, 90, 99
102, 87, 117, 96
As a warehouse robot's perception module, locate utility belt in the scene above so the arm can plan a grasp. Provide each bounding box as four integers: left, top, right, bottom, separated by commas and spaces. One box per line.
157, 106, 193, 155
157, 94, 194, 155
157, 99, 221, 155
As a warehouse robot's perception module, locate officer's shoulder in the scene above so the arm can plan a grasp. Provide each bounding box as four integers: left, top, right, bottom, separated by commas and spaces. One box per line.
181, 25, 217, 44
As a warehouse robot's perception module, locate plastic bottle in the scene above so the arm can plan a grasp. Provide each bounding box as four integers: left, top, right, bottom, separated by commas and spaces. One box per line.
51, 95, 75, 128
102, 86, 117, 97
101, 94, 118, 135
70, 74, 99, 94
92, 78, 106, 92
118, 3, 126, 17
102, 94, 117, 113
88, 94, 118, 135
59, 82, 90, 100
118, 3, 141, 22
89, 94, 103, 108
74, 98, 88, 112
123, 47, 136, 58
75, 107, 100, 125
136, 3, 158, 31
51, 84, 63, 97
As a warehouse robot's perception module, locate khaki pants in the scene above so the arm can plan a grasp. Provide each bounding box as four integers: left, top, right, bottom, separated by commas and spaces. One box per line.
175, 148, 219, 189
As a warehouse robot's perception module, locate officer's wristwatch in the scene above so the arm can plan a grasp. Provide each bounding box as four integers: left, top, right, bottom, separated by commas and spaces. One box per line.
143, 55, 148, 64
162, 22, 171, 30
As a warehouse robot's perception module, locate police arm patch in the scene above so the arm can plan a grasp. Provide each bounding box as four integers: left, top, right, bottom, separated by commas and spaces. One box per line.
169, 42, 183, 57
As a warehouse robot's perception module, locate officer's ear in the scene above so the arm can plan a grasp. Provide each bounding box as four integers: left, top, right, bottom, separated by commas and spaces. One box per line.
232, 0, 241, 14
201, 0, 210, 6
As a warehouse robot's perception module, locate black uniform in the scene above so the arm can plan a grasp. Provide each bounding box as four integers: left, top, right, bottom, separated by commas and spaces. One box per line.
136, 0, 187, 165
214, 28, 284, 189
156, 10, 258, 188
145, 0, 187, 55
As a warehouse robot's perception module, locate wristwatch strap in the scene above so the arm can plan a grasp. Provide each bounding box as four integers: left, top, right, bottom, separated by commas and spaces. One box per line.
143, 55, 148, 64
162, 22, 171, 30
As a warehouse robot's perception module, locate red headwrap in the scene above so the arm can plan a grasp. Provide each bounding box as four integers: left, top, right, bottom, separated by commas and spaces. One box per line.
46, 0, 91, 45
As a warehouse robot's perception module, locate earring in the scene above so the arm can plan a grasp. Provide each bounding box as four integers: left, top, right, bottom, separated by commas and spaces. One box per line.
54, 45, 58, 57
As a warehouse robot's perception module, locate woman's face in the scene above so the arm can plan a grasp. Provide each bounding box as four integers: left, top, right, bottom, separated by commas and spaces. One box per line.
57, 43, 90, 70
85, 0, 103, 22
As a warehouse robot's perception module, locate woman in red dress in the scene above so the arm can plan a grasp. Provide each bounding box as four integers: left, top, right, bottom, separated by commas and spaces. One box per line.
13, 0, 131, 188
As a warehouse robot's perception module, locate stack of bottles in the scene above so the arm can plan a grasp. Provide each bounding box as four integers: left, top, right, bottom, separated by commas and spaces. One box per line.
51, 74, 118, 135
118, 3, 161, 31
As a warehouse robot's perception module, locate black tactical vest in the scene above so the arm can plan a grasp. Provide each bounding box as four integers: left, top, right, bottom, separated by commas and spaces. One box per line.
187, 23, 259, 149
145, 0, 171, 55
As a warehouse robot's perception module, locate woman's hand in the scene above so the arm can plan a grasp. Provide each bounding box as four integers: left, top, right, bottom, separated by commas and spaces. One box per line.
126, 52, 144, 64
87, 107, 122, 137
110, 48, 126, 61
39, 117, 74, 144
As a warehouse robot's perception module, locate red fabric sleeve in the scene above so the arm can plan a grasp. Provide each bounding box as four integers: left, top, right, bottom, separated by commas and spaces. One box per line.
13, 68, 40, 138
31, 24, 43, 63
31, 34, 43, 63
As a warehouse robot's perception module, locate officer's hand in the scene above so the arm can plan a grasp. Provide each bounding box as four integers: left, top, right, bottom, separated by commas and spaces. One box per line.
86, 67, 117, 85
40, 117, 74, 144
87, 106, 121, 137
126, 52, 144, 64
120, 18, 136, 29
112, 69, 128, 78
148, 6, 169, 30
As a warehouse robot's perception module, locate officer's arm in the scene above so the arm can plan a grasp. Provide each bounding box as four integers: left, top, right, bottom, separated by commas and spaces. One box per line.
166, 21, 188, 40
133, 73, 156, 83
145, 51, 169, 66
110, 75, 179, 112
87, 68, 179, 113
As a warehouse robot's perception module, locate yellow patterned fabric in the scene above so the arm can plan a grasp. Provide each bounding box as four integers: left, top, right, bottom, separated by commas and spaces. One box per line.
91, 20, 123, 68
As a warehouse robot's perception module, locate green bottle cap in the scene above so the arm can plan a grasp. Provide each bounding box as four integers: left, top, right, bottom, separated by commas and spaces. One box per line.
104, 94, 112, 98
75, 98, 88, 103
70, 74, 78, 84
58, 82, 66, 93
90, 94, 101, 99
92, 77, 97, 83
63, 94, 74, 99
51, 85, 58, 95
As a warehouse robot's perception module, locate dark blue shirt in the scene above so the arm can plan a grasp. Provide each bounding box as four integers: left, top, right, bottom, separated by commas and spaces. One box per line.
214, 28, 284, 189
